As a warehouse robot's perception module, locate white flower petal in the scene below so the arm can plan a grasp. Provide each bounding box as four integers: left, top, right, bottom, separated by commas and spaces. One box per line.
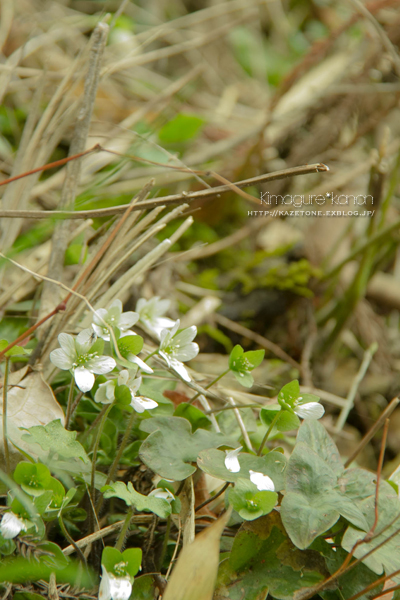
95, 382, 115, 404
74, 367, 95, 392
93, 308, 108, 326
50, 348, 73, 370
169, 358, 191, 382
295, 402, 325, 420
149, 488, 174, 501
109, 299, 123, 313
249, 470, 275, 492
93, 323, 109, 341
130, 395, 158, 413
89, 356, 116, 375
174, 342, 199, 362
224, 447, 242, 473
77, 329, 96, 353
99, 566, 111, 600
118, 370, 129, 386
173, 326, 197, 347
119, 311, 139, 330
128, 355, 153, 374
156, 316, 175, 328
0, 513, 25, 539
109, 576, 132, 600
159, 350, 171, 368
58, 333, 76, 361
128, 376, 142, 395
159, 328, 172, 348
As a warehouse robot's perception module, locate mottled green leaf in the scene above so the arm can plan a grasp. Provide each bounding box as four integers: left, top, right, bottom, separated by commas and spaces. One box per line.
297, 420, 343, 476
281, 443, 367, 549
102, 481, 171, 518
139, 417, 234, 480
342, 480, 400, 582
21, 420, 89, 464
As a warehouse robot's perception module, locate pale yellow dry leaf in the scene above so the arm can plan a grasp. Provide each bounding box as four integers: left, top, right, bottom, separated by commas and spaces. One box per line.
163, 508, 231, 600
178, 476, 195, 547
0, 367, 65, 468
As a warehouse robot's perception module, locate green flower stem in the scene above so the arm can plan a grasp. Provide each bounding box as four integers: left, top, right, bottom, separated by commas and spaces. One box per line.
90, 404, 114, 503
158, 514, 171, 570
65, 376, 76, 430
58, 513, 87, 565
2, 357, 10, 474
257, 411, 281, 456
115, 507, 134, 552
144, 349, 158, 362
80, 404, 109, 445
190, 368, 230, 403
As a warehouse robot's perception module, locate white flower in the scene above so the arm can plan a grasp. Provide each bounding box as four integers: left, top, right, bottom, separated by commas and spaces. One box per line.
99, 565, 132, 600
50, 329, 116, 393
294, 398, 325, 420
149, 488, 175, 502
136, 297, 175, 338
159, 320, 199, 382
93, 299, 139, 341
95, 380, 116, 404
224, 447, 242, 473
0, 512, 26, 539
119, 370, 158, 413
249, 470, 275, 492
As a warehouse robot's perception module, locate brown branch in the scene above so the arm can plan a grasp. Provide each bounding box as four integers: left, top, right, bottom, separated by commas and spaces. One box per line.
0, 162, 330, 220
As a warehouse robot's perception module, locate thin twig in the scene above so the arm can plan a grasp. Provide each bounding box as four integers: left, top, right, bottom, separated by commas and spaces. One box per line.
62, 515, 155, 555
195, 482, 230, 512
335, 342, 378, 431
344, 396, 399, 468
227, 397, 254, 452
2, 357, 10, 474
0, 163, 329, 219
165, 517, 181, 581
215, 313, 300, 370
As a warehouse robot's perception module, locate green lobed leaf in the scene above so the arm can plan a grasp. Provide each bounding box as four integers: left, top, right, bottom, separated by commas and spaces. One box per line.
342, 479, 400, 582
139, 417, 235, 481
102, 481, 171, 518
197, 448, 287, 491
281, 443, 368, 549
21, 420, 89, 464
297, 419, 343, 476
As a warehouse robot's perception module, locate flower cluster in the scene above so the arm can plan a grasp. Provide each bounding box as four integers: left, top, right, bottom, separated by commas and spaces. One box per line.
49, 297, 199, 411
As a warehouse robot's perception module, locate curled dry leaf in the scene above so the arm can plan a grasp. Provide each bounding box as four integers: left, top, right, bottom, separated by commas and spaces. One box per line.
163, 508, 232, 600
0, 367, 65, 468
